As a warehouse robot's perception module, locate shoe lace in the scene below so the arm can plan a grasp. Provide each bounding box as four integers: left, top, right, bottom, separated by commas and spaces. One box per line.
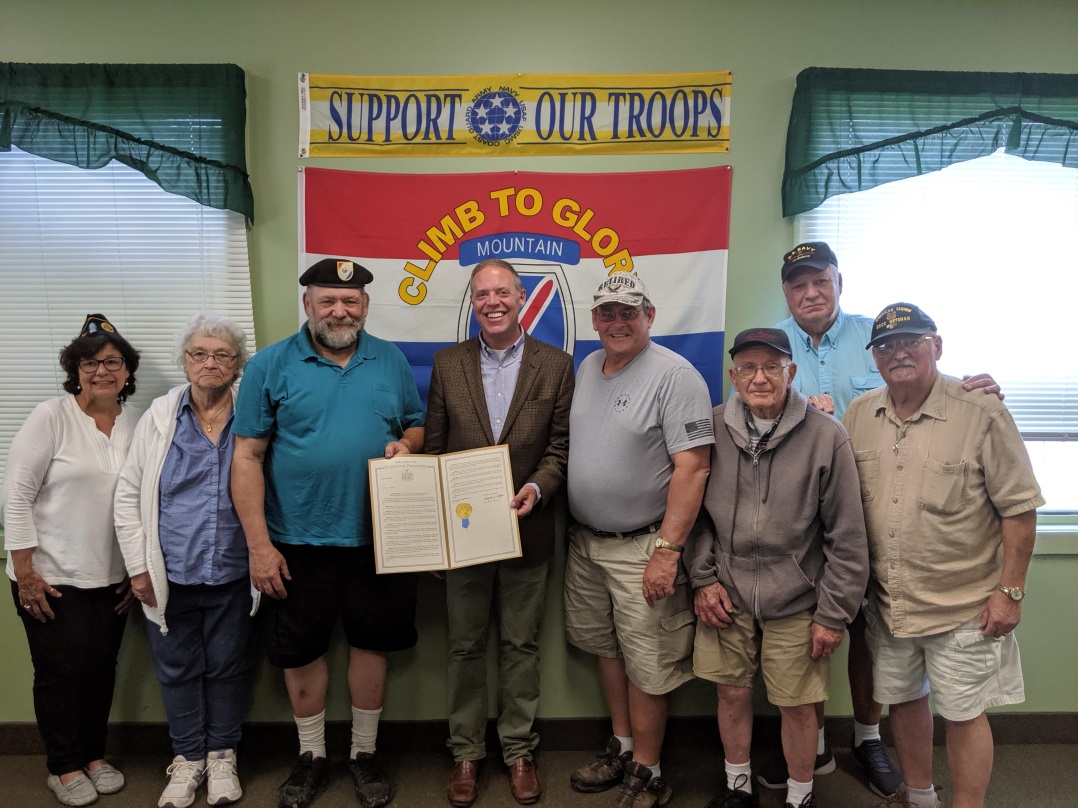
166, 759, 204, 783
351, 755, 388, 785
862, 740, 897, 774
207, 755, 236, 780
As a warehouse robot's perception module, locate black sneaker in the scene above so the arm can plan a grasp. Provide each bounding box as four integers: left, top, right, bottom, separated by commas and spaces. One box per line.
704, 774, 759, 808
614, 760, 672, 808
348, 753, 395, 808
786, 793, 817, 808
851, 737, 903, 798
278, 752, 329, 808
755, 739, 835, 790
569, 736, 632, 793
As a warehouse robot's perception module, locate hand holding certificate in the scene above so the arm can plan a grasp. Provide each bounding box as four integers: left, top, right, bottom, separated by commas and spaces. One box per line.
368, 445, 523, 573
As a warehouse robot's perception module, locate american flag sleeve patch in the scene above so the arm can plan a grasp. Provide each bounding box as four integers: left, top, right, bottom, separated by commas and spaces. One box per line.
684, 418, 714, 441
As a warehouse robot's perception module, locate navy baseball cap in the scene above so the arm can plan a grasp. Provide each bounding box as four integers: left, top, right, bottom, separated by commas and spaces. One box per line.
866, 303, 937, 349
781, 242, 838, 282
728, 328, 793, 358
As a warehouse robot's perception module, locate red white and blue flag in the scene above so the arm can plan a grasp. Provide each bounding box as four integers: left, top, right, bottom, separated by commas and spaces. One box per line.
301, 166, 731, 403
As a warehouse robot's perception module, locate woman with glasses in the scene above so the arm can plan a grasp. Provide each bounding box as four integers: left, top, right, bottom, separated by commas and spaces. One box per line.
114, 313, 256, 808
2, 314, 141, 806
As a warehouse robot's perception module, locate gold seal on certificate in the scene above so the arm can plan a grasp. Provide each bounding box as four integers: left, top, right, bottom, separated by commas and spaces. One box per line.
368, 445, 523, 573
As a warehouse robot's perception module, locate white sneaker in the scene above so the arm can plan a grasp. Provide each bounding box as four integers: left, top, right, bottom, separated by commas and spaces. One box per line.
158, 756, 206, 808
206, 749, 242, 805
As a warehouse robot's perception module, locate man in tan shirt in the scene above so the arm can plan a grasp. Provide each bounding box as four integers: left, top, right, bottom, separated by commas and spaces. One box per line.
843, 303, 1043, 808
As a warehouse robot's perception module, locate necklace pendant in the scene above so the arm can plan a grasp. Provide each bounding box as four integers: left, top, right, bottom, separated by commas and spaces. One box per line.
892, 442, 899, 455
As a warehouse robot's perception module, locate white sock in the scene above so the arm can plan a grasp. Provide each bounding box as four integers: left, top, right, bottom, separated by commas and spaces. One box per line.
615, 734, 634, 753
725, 759, 752, 794
786, 777, 813, 804
907, 785, 939, 807
295, 711, 326, 759
853, 720, 881, 747
816, 727, 826, 755
350, 706, 381, 758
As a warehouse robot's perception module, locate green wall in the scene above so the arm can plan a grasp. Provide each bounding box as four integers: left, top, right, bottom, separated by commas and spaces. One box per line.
2, 0, 1076, 725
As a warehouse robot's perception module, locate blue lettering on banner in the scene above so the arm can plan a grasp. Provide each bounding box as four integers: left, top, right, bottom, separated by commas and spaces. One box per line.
327, 90, 464, 143
459, 233, 579, 265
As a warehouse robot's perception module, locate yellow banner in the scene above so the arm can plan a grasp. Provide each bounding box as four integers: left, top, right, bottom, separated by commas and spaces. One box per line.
299, 72, 731, 157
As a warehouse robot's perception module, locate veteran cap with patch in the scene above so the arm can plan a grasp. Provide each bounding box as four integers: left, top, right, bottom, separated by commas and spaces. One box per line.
866, 302, 937, 348
299, 258, 374, 288
79, 313, 120, 339
781, 241, 838, 282
728, 327, 793, 358
591, 273, 650, 310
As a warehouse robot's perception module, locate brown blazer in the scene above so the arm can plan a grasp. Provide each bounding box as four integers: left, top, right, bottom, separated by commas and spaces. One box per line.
424, 334, 574, 566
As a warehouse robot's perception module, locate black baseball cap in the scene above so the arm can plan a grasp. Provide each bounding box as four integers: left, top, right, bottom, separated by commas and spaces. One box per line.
300, 258, 374, 287
866, 303, 938, 349
781, 241, 838, 282
728, 327, 793, 358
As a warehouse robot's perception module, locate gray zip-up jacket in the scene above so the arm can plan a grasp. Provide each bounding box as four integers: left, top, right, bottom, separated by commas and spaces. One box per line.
684, 386, 868, 630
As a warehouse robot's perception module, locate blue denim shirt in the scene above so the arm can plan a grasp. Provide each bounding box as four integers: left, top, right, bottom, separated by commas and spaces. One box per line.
158, 388, 247, 585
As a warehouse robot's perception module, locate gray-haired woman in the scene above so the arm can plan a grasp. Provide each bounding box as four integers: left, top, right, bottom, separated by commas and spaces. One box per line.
115, 314, 258, 808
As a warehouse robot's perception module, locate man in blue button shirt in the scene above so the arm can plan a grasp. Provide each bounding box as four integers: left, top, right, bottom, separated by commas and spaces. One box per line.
232, 258, 424, 808
764, 242, 1001, 799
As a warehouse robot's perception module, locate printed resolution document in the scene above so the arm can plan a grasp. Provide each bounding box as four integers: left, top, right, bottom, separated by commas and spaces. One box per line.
368, 445, 522, 573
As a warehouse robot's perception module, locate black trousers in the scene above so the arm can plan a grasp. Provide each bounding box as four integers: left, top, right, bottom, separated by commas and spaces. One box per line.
11, 581, 127, 775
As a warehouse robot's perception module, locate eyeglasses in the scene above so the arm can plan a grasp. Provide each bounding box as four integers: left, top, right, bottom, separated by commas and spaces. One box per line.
78, 356, 125, 372
186, 350, 237, 365
872, 333, 934, 357
733, 362, 790, 379
595, 307, 644, 322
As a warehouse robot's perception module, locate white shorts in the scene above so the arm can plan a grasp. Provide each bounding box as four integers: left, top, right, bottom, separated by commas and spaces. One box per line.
866, 607, 1025, 722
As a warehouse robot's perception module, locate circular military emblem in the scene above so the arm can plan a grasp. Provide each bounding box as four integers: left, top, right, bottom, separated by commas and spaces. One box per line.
466, 89, 526, 146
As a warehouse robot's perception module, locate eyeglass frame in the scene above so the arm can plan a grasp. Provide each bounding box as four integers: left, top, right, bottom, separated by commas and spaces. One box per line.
871, 332, 935, 358
77, 356, 126, 372
185, 349, 238, 366
732, 361, 792, 380
594, 305, 647, 323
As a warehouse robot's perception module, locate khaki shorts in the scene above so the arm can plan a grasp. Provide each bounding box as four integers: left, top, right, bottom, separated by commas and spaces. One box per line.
693, 609, 830, 707
865, 607, 1025, 722
563, 523, 696, 695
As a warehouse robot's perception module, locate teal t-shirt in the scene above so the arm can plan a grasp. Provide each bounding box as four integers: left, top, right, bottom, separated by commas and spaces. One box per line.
233, 327, 424, 547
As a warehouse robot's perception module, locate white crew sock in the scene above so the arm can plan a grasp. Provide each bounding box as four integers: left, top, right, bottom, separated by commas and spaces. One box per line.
615, 734, 634, 753
350, 706, 381, 758
817, 727, 826, 755
295, 710, 326, 759
853, 720, 881, 747
786, 777, 813, 805
907, 784, 939, 807
725, 759, 753, 794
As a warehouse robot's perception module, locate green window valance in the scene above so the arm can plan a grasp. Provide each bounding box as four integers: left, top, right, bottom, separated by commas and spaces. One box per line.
782, 67, 1078, 217
0, 63, 254, 221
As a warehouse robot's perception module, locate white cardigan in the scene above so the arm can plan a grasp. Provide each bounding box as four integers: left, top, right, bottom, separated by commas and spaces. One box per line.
114, 384, 259, 634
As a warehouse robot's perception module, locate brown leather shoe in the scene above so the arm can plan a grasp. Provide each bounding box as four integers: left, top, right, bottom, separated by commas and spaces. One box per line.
509, 757, 541, 805
447, 760, 478, 807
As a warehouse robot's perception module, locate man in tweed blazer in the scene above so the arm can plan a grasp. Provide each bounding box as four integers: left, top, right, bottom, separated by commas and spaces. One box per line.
424, 259, 574, 808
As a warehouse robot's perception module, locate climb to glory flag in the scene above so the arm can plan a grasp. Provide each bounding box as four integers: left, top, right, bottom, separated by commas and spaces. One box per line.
300, 166, 731, 403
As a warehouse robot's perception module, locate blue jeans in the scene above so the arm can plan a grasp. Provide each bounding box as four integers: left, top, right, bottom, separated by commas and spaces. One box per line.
146, 577, 252, 758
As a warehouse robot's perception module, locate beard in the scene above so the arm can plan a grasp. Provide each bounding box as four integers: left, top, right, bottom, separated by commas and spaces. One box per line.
309, 313, 365, 350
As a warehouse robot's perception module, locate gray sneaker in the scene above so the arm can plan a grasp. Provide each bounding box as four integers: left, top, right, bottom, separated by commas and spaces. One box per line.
569, 736, 632, 793
84, 763, 124, 795
47, 773, 98, 807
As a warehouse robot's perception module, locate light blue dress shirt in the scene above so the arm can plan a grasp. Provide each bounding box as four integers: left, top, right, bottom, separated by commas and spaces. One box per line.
775, 309, 883, 419
479, 328, 526, 443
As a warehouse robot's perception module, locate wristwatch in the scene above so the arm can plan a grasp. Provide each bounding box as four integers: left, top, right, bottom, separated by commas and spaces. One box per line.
654, 537, 684, 554
998, 584, 1025, 602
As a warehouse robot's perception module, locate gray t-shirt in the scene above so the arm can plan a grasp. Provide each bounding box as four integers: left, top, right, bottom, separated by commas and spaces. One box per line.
568, 342, 715, 531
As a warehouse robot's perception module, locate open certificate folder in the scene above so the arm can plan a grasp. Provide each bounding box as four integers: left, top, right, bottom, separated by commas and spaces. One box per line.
368, 445, 523, 573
